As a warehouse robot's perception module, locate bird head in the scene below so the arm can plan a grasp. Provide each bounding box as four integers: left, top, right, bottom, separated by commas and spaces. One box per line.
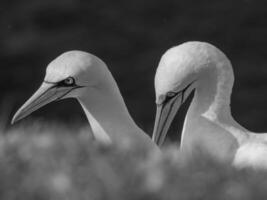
12, 50, 108, 124
152, 41, 234, 146
152, 43, 201, 146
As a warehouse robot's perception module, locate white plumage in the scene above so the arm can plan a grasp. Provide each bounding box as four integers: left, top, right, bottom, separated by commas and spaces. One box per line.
12, 51, 159, 151
152, 41, 267, 169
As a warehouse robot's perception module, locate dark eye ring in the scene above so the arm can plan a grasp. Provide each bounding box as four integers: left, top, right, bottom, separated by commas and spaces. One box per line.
64, 77, 75, 85
166, 91, 177, 98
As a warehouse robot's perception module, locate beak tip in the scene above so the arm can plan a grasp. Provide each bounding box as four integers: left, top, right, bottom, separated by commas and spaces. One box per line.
11, 115, 18, 125
151, 134, 157, 143
11, 111, 22, 125
152, 132, 161, 146
10, 82, 61, 126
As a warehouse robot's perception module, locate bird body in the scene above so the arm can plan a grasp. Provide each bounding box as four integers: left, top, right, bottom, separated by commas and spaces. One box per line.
12, 51, 158, 152
152, 41, 267, 169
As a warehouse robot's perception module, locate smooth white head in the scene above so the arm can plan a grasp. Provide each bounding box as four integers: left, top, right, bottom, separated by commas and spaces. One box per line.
152, 41, 234, 146
12, 51, 143, 145
45, 51, 115, 99
12, 51, 110, 122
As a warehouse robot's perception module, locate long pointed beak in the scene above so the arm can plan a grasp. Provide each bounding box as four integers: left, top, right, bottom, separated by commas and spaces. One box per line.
152, 94, 183, 146
11, 82, 75, 124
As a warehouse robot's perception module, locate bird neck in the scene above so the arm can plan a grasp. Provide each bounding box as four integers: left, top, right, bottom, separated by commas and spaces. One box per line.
184, 56, 248, 144
195, 60, 233, 121
78, 82, 145, 145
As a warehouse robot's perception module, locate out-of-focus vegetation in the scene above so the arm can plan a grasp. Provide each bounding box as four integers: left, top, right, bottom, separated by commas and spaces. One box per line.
1, 0, 267, 139
1, 122, 267, 200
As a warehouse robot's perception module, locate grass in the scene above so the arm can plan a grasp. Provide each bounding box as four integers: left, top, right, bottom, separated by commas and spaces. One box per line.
0, 121, 267, 200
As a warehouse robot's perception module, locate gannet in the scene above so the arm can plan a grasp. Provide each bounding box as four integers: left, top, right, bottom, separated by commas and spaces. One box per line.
152, 41, 267, 169
12, 51, 158, 151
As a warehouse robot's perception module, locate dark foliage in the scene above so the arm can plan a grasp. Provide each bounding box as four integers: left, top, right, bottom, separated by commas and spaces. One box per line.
1, 0, 267, 139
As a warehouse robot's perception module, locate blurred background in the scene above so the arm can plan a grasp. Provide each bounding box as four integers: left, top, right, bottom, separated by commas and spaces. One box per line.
1, 0, 267, 140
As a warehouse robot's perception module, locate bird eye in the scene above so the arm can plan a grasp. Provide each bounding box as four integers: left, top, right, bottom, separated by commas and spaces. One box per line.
166, 91, 177, 98
164, 91, 177, 103
64, 77, 75, 85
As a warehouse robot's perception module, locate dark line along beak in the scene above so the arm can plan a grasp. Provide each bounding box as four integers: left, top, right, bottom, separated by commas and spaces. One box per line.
11, 82, 79, 124
152, 82, 194, 146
